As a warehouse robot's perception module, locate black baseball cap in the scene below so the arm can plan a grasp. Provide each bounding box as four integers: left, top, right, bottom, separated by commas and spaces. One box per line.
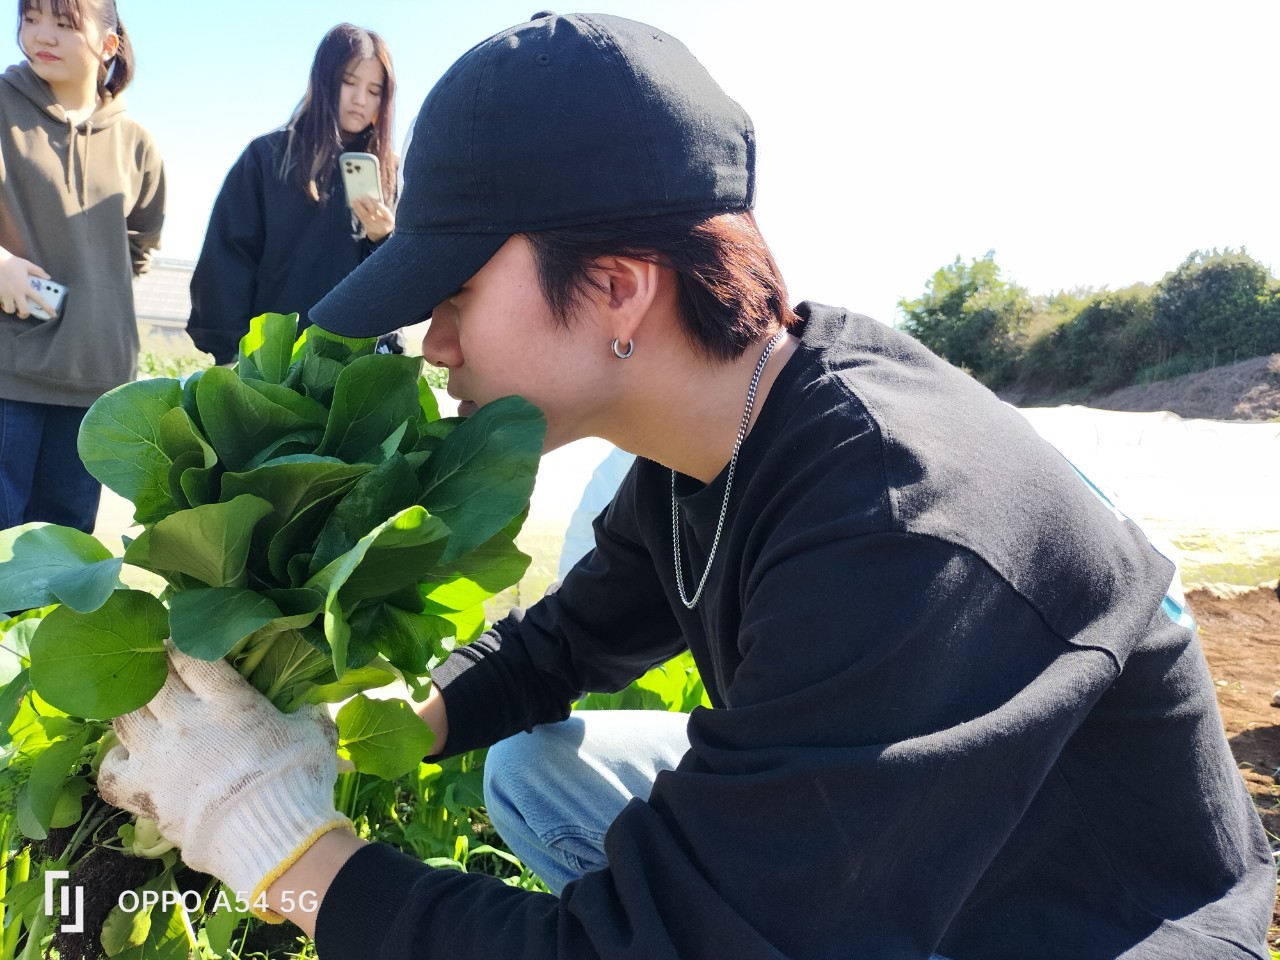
310, 11, 756, 339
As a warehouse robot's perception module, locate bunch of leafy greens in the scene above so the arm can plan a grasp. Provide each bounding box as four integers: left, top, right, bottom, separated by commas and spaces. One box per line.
0, 314, 544, 959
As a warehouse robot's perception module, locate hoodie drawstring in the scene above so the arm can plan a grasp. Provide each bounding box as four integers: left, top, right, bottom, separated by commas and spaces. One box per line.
63, 118, 93, 211
81, 122, 92, 210
63, 118, 74, 195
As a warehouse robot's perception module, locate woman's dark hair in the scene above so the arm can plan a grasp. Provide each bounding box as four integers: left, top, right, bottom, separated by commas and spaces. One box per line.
524, 211, 797, 362
18, 0, 134, 96
282, 23, 397, 205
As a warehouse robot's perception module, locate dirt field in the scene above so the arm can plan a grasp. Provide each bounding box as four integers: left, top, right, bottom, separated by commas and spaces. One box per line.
1190, 586, 1280, 942
1085, 353, 1280, 422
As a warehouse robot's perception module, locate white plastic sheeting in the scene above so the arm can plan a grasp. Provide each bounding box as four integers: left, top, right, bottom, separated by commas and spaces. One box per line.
527, 406, 1280, 597
1017, 406, 1280, 593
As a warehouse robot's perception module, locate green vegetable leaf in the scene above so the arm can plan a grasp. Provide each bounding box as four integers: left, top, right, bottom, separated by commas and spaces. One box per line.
16, 725, 88, 839
237, 312, 300, 385
156, 405, 215, 466
308, 454, 419, 575
147, 495, 273, 588
300, 323, 377, 357
242, 627, 333, 708
50, 775, 92, 828
418, 599, 487, 645
28, 590, 169, 719
418, 396, 545, 562
79, 378, 185, 524
107, 869, 194, 960
158, 406, 219, 510
348, 602, 454, 676
168, 588, 284, 661
289, 658, 399, 710
120, 527, 203, 593
306, 507, 450, 676
199, 884, 250, 958
0, 668, 30, 747
194, 367, 325, 471
221, 457, 369, 547
101, 889, 153, 955
287, 351, 345, 407
419, 517, 531, 612
0, 523, 116, 612
336, 695, 434, 780
7, 688, 68, 756
267, 496, 337, 586
48, 557, 123, 613
316, 354, 423, 462
418, 380, 440, 422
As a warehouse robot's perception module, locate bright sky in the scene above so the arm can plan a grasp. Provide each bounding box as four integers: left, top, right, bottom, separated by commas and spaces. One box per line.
12, 0, 1279, 324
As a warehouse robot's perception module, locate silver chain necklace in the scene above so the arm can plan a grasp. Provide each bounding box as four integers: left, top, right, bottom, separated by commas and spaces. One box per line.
672, 329, 785, 609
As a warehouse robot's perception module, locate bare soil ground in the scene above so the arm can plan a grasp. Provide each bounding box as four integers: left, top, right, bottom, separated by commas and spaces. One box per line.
1085, 353, 1280, 422
1190, 586, 1280, 944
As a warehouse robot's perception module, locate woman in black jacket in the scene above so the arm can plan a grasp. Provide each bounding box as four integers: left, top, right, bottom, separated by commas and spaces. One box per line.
186, 22, 399, 364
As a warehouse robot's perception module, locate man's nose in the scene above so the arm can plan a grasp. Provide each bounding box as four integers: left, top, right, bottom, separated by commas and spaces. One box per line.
420, 312, 458, 368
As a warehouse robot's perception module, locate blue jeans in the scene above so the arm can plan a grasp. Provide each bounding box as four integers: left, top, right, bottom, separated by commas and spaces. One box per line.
483, 709, 691, 895
0, 397, 100, 534
484, 710, 955, 959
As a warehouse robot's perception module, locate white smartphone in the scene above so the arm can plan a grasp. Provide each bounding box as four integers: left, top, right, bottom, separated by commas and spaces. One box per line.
26, 276, 67, 321
339, 151, 382, 207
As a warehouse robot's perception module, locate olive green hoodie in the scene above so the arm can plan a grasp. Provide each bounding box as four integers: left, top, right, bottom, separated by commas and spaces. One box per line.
0, 61, 165, 407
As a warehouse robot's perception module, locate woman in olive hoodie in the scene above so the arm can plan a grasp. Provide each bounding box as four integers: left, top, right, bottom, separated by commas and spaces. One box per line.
0, 0, 164, 534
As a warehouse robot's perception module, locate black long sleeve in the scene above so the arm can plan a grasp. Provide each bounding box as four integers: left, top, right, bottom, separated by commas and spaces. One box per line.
318, 304, 1274, 960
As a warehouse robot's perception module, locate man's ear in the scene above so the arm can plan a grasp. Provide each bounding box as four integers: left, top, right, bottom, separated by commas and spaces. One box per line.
594, 256, 661, 343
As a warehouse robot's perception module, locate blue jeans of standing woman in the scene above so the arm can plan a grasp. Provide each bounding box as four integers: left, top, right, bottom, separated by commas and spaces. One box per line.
0, 397, 100, 534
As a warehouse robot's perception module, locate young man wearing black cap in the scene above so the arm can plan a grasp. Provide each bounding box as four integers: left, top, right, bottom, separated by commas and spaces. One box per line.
98, 12, 1275, 960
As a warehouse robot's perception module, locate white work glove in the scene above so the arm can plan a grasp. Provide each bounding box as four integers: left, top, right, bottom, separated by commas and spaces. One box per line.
98, 646, 351, 921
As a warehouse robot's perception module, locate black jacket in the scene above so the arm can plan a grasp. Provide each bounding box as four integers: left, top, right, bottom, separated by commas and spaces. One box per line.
318, 304, 1274, 960
187, 130, 388, 364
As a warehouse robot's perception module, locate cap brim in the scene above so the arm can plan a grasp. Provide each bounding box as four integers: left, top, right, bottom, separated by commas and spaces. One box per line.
309, 229, 508, 339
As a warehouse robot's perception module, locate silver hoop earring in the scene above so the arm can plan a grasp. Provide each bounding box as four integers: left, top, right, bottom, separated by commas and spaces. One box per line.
611, 338, 634, 360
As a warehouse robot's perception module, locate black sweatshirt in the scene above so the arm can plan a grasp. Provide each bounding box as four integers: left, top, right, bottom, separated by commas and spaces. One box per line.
186, 130, 385, 364
317, 304, 1274, 959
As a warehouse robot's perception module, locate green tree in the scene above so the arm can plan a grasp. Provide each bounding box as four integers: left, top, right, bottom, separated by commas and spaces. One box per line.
1152, 248, 1276, 363
1059, 284, 1158, 391
897, 251, 1032, 387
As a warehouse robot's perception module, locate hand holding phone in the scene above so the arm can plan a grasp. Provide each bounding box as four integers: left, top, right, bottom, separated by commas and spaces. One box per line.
26, 276, 67, 321
351, 195, 395, 242
339, 151, 382, 207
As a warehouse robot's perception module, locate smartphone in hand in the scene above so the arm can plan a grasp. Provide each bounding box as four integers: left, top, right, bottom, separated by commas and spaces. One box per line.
339, 152, 382, 208
27, 276, 67, 321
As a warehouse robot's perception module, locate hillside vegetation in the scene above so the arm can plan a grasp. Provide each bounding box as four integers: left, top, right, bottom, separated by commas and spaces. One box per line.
897, 248, 1280, 412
